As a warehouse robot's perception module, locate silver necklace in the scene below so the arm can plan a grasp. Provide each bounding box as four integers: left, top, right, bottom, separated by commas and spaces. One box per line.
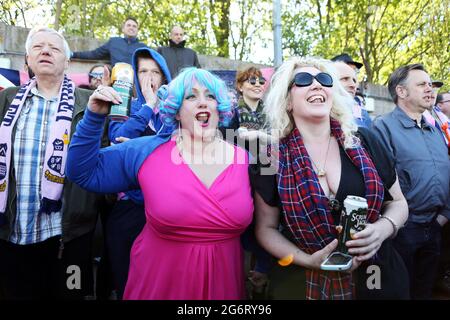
309, 134, 332, 177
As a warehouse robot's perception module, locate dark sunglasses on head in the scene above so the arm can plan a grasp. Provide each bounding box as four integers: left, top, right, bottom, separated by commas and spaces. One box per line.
247, 76, 266, 86
89, 72, 103, 79
290, 72, 333, 88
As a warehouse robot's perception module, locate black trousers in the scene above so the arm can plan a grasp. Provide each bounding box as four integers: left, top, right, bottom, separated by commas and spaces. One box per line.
105, 199, 145, 299
437, 223, 450, 278
0, 232, 93, 300
393, 220, 441, 300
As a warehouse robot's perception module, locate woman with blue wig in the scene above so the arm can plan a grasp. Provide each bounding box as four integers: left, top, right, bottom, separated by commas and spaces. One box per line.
66, 68, 254, 299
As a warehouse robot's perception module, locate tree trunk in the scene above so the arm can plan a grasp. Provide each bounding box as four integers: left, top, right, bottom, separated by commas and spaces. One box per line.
54, 0, 63, 30
210, 0, 231, 58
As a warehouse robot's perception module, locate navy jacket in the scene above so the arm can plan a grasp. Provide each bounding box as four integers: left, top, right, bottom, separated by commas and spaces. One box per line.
72, 37, 148, 66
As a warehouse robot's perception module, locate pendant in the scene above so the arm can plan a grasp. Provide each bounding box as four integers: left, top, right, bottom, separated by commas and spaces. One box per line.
317, 169, 326, 177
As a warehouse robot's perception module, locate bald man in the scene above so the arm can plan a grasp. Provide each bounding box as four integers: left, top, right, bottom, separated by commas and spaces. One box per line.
157, 26, 201, 77
334, 61, 372, 128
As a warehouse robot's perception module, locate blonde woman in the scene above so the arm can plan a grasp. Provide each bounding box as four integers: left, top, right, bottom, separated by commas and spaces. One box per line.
252, 57, 409, 299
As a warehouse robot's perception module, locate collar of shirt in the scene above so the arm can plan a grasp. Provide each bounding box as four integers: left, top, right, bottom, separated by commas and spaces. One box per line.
393, 106, 433, 130
28, 86, 58, 102
124, 37, 139, 44
238, 98, 264, 114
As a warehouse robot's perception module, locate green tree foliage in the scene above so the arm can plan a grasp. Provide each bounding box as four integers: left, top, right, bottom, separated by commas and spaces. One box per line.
283, 0, 450, 85
229, 0, 272, 61
1, 0, 448, 85
0, 0, 42, 27
54, 0, 234, 57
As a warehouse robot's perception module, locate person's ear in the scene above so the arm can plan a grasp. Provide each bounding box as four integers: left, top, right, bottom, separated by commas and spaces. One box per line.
286, 95, 293, 112
396, 85, 407, 100
102, 65, 111, 86
175, 113, 181, 121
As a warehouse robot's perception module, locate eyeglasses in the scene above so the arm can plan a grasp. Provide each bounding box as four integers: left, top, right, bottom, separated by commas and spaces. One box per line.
89, 72, 103, 79
290, 72, 333, 88
247, 76, 266, 86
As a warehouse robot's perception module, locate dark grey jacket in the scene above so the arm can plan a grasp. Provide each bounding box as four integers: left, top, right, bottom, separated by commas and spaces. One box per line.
157, 40, 201, 77
0, 85, 104, 243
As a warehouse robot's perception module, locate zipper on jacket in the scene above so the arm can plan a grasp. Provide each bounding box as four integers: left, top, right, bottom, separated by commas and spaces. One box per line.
7, 191, 17, 239
7, 168, 17, 240
57, 237, 64, 259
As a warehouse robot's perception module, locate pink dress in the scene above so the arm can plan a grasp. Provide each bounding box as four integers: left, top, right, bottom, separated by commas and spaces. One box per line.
123, 140, 254, 300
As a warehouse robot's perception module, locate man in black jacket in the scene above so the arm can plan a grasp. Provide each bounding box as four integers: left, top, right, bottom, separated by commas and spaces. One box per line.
157, 26, 201, 77
0, 27, 104, 300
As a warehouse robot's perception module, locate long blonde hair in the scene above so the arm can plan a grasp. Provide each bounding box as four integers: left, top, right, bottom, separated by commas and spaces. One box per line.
264, 56, 358, 148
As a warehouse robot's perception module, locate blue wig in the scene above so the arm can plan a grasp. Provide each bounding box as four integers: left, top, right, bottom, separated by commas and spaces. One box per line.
158, 67, 232, 127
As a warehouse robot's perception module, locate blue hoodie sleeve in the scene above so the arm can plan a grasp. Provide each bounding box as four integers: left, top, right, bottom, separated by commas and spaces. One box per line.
67, 108, 140, 193
108, 100, 156, 142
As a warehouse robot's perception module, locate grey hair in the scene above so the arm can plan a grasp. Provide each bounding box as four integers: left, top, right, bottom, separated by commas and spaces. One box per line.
25, 27, 71, 60
264, 56, 358, 148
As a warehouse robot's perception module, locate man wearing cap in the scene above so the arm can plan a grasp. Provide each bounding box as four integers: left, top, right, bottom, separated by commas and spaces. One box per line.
331, 53, 372, 128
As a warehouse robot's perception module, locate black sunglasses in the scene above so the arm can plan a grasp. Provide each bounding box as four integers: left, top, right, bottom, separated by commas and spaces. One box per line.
247, 76, 266, 86
290, 72, 333, 88
89, 72, 103, 79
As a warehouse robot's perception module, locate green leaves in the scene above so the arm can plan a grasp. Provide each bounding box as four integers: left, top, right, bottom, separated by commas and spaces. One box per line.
1, 0, 448, 86
283, 0, 450, 87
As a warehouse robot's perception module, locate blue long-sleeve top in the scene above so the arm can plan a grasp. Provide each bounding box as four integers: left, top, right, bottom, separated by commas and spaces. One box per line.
108, 99, 169, 142
66, 109, 171, 194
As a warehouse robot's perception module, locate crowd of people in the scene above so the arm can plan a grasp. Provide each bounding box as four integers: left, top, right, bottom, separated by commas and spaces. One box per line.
0, 17, 449, 300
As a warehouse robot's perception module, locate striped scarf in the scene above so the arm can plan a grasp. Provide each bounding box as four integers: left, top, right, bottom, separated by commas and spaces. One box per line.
277, 119, 384, 299
0, 76, 75, 217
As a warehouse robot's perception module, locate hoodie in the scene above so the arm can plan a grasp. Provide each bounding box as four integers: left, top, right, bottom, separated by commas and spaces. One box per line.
108, 47, 172, 204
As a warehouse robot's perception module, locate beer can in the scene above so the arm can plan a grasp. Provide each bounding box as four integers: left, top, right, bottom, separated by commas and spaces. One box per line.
109, 63, 134, 121
337, 195, 368, 254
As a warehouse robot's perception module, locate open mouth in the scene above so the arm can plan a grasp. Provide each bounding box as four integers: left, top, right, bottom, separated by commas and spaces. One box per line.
195, 112, 210, 127
307, 95, 325, 103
